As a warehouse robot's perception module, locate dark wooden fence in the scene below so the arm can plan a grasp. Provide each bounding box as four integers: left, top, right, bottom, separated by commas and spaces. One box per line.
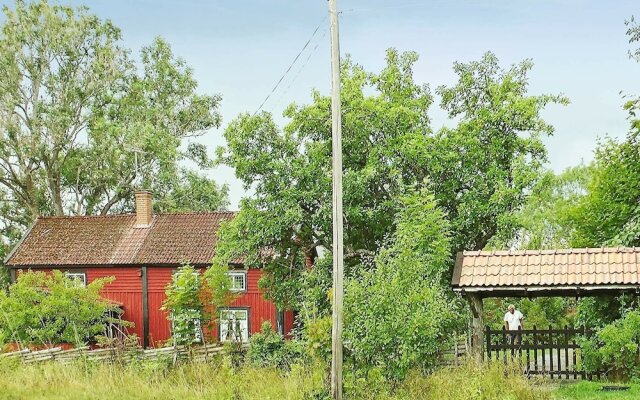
485, 325, 602, 380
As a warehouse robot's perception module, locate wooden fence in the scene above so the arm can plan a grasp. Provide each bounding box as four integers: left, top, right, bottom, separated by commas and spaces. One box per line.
0, 344, 235, 365
485, 325, 602, 380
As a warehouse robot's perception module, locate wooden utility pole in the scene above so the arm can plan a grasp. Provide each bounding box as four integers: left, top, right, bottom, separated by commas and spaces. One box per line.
328, 0, 344, 399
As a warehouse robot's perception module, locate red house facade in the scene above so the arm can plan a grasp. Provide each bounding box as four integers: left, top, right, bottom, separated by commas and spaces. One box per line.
4, 191, 293, 347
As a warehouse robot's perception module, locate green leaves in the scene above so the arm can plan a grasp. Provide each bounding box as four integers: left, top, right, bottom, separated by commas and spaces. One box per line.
344, 188, 461, 382
581, 310, 640, 381
431, 52, 568, 253
0, 270, 121, 347
0, 1, 226, 244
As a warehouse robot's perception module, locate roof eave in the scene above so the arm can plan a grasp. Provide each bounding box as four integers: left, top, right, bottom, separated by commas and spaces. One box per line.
3, 218, 39, 266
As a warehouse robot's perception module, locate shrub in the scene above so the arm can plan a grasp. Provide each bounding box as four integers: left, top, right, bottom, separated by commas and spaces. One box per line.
0, 270, 122, 347
163, 263, 235, 347
162, 264, 205, 346
344, 189, 462, 383
248, 321, 306, 371
581, 310, 640, 381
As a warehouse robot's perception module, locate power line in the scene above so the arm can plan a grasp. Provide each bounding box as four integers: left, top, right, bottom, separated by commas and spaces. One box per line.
273, 26, 328, 111
252, 15, 328, 116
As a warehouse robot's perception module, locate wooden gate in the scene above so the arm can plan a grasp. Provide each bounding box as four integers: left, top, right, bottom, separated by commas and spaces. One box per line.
485, 325, 602, 380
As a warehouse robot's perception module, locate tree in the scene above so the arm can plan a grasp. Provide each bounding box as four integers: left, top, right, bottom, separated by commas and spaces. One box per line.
569, 19, 640, 247
0, 270, 121, 347
0, 0, 226, 240
217, 50, 433, 308
216, 50, 565, 310
344, 188, 460, 382
489, 166, 591, 250
163, 263, 235, 346
430, 52, 569, 253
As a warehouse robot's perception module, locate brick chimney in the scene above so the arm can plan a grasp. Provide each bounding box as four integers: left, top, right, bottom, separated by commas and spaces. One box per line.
134, 190, 153, 227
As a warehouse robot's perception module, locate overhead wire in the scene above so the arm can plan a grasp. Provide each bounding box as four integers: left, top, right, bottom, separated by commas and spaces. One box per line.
272, 26, 328, 111
252, 15, 328, 116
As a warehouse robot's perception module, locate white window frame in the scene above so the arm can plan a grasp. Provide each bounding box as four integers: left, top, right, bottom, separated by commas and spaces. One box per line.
219, 308, 249, 343
169, 310, 203, 344
227, 271, 247, 292
65, 272, 87, 286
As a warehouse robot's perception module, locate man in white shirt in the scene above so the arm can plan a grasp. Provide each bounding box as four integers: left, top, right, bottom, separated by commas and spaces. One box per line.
503, 304, 524, 346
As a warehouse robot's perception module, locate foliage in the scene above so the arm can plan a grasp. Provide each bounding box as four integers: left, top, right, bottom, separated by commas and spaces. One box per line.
247, 321, 306, 371
489, 166, 590, 250
201, 259, 235, 316
0, 0, 226, 255
391, 362, 550, 400
431, 52, 569, 253
163, 263, 235, 346
304, 316, 333, 367
570, 137, 640, 247
344, 188, 461, 382
217, 49, 562, 312
217, 49, 433, 308
0, 357, 325, 400
627, 15, 640, 63
162, 264, 205, 346
581, 311, 640, 381
483, 297, 576, 330
554, 380, 640, 400
0, 270, 122, 347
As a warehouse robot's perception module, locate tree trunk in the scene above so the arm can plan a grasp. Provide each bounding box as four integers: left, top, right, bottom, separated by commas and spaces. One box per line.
467, 294, 485, 364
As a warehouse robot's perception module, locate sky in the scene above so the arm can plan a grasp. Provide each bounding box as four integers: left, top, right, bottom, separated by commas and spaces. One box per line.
7, 0, 640, 208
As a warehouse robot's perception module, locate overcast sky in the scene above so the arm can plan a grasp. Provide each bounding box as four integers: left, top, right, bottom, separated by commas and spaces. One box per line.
9, 1, 640, 208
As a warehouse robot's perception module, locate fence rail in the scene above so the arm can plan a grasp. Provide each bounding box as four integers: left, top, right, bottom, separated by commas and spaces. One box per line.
0, 343, 236, 365
485, 325, 603, 380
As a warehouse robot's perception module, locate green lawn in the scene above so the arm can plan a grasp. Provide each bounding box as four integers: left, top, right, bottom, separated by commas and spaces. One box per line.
552, 381, 640, 400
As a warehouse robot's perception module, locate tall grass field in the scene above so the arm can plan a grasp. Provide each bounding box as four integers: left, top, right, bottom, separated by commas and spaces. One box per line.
0, 357, 634, 399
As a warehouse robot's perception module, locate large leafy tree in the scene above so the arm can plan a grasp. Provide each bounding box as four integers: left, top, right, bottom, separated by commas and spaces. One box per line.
0, 0, 227, 242
216, 50, 564, 308
217, 50, 433, 307
430, 53, 569, 253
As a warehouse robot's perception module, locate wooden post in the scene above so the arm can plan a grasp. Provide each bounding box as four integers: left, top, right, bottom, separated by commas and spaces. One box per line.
467, 294, 484, 364
328, 0, 344, 398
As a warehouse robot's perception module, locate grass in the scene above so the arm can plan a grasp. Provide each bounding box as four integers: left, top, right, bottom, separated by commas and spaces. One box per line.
552, 381, 640, 400
0, 357, 324, 400
0, 356, 634, 400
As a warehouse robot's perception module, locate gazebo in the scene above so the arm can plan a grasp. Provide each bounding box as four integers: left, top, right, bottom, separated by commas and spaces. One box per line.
451, 247, 640, 363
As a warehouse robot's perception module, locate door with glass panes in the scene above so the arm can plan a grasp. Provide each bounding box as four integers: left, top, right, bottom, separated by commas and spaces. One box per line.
219, 309, 249, 343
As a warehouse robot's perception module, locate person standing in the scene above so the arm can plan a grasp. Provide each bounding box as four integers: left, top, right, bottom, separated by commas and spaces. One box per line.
504, 304, 524, 346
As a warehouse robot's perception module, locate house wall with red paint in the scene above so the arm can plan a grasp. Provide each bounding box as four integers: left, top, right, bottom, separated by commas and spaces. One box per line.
14, 266, 290, 347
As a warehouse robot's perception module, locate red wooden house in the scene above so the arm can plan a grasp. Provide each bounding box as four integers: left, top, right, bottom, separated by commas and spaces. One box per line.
4, 190, 293, 347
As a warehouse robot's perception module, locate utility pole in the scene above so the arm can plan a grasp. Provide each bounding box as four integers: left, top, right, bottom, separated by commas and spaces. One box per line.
328, 0, 343, 399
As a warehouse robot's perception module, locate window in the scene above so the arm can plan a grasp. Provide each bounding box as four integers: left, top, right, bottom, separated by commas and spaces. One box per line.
219, 309, 249, 343
228, 271, 246, 292
65, 272, 87, 286
170, 311, 203, 344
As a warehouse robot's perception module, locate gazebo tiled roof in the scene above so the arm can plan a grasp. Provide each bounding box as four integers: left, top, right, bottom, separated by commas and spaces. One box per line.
452, 247, 640, 295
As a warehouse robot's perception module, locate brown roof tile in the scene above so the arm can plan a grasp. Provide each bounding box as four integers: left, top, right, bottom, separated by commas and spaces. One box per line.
453, 247, 640, 289
5, 212, 236, 267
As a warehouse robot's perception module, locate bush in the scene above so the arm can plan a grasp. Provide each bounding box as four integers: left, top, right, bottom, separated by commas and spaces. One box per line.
0, 270, 122, 347
248, 321, 306, 371
581, 310, 640, 381
344, 189, 461, 383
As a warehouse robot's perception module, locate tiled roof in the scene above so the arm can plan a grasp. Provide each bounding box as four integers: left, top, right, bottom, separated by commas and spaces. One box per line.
451, 247, 640, 289
5, 212, 236, 267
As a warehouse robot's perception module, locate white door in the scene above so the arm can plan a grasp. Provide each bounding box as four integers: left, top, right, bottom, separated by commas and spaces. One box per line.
220, 309, 249, 343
